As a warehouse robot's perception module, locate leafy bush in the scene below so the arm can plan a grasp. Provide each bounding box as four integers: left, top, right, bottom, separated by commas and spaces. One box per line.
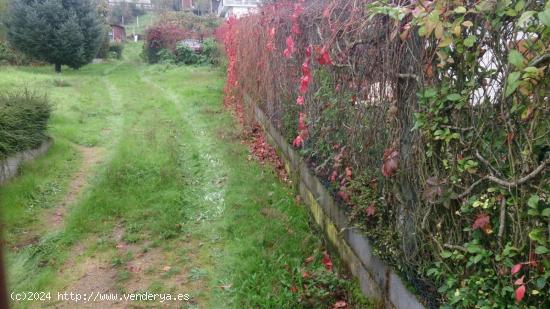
0, 40, 29, 65
174, 44, 199, 65
0, 90, 51, 160
143, 12, 220, 64
143, 23, 187, 64
201, 38, 220, 65
108, 43, 124, 59
156, 48, 176, 65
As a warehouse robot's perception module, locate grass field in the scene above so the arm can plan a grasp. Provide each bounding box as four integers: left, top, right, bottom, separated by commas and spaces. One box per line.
0, 43, 370, 308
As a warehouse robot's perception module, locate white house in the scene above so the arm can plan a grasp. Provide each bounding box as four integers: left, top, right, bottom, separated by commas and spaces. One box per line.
217, 0, 261, 19
108, 0, 153, 10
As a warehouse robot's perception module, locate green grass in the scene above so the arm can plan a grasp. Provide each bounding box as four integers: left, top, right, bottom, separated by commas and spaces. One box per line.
0, 43, 371, 308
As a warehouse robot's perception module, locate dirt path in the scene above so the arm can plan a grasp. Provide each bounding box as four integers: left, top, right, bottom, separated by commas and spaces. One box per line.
47, 145, 104, 230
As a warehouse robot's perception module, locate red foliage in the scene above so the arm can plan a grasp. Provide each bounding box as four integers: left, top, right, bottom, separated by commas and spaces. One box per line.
472, 213, 490, 230
283, 36, 295, 58
247, 125, 288, 181
381, 148, 399, 177
515, 284, 526, 303
366, 203, 376, 217
316, 46, 333, 65
322, 251, 333, 271
145, 23, 189, 51
511, 263, 522, 275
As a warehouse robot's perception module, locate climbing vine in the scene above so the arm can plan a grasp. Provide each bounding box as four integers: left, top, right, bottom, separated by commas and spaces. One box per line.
219, 0, 550, 307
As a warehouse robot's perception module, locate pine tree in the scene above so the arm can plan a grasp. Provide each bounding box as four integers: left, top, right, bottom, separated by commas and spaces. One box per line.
7, 0, 103, 72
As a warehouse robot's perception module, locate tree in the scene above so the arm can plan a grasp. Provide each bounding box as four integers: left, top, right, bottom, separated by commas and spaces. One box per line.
7, 0, 103, 72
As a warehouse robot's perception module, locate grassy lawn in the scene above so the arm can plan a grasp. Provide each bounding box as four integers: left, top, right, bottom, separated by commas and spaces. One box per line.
0, 43, 370, 308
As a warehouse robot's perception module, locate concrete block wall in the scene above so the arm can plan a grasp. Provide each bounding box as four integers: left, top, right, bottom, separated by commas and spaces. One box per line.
0, 138, 53, 185
253, 103, 425, 309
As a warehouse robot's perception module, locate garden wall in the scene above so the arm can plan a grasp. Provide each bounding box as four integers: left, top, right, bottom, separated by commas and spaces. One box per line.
0, 138, 52, 184
253, 100, 423, 308
220, 0, 550, 307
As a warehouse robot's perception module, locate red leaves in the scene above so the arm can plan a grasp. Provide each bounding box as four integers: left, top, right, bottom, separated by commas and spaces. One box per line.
472, 213, 493, 234
515, 284, 526, 303
291, 4, 303, 35
472, 213, 490, 230
299, 58, 312, 94
293, 135, 304, 148
299, 75, 310, 94
366, 203, 376, 217
511, 263, 522, 275
266, 27, 276, 51
292, 112, 309, 149
317, 46, 333, 65
296, 96, 304, 105
511, 263, 527, 303
283, 36, 295, 58
322, 251, 333, 271
381, 148, 399, 177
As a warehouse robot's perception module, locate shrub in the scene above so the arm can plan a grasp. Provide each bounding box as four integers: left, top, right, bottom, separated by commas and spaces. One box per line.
201, 38, 220, 65
143, 23, 187, 64
0, 90, 51, 160
174, 44, 199, 65
0, 40, 29, 65
157, 48, 176, 65
108, 43, 124, 59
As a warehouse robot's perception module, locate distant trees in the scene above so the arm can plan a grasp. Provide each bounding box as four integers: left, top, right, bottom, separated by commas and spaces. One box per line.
108, 1, 145, 25
7, 0, 103, 72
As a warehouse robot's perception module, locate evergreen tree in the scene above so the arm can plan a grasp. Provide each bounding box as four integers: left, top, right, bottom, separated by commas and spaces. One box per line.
7, 0, 103, 72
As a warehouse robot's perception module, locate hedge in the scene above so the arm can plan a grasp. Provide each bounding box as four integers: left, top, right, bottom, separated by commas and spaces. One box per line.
219, 0, 550, 307
0, 90, 51, 160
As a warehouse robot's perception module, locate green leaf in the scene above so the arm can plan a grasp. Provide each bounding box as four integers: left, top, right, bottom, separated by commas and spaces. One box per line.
505, 72, 521, 97
535, 246, 550, 254
446, 93, 462, 101
536, 277, 546, 289
539, 9, 550, 27
508, 50, 525, 68
518, 11, 537, 27
441, 250, 453, 258
463, 35, 477, 47
541, 208, 550, 217
528, 195, 540, 208
454, 6, 467, 14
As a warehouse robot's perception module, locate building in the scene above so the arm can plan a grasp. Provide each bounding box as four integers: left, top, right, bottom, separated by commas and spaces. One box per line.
217, 0, 261, 19
109, 24, 126, 42
108, 0, 153, 10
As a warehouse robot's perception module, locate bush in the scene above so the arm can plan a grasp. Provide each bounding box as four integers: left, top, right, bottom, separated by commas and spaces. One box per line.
174, 44, 199, 65
0, 40, 28, 65
201, 38, 220, 65
108, 43, 124, 59
0, 90, 51, 160
143, 23, 187, 64
156, 48, 176, 65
